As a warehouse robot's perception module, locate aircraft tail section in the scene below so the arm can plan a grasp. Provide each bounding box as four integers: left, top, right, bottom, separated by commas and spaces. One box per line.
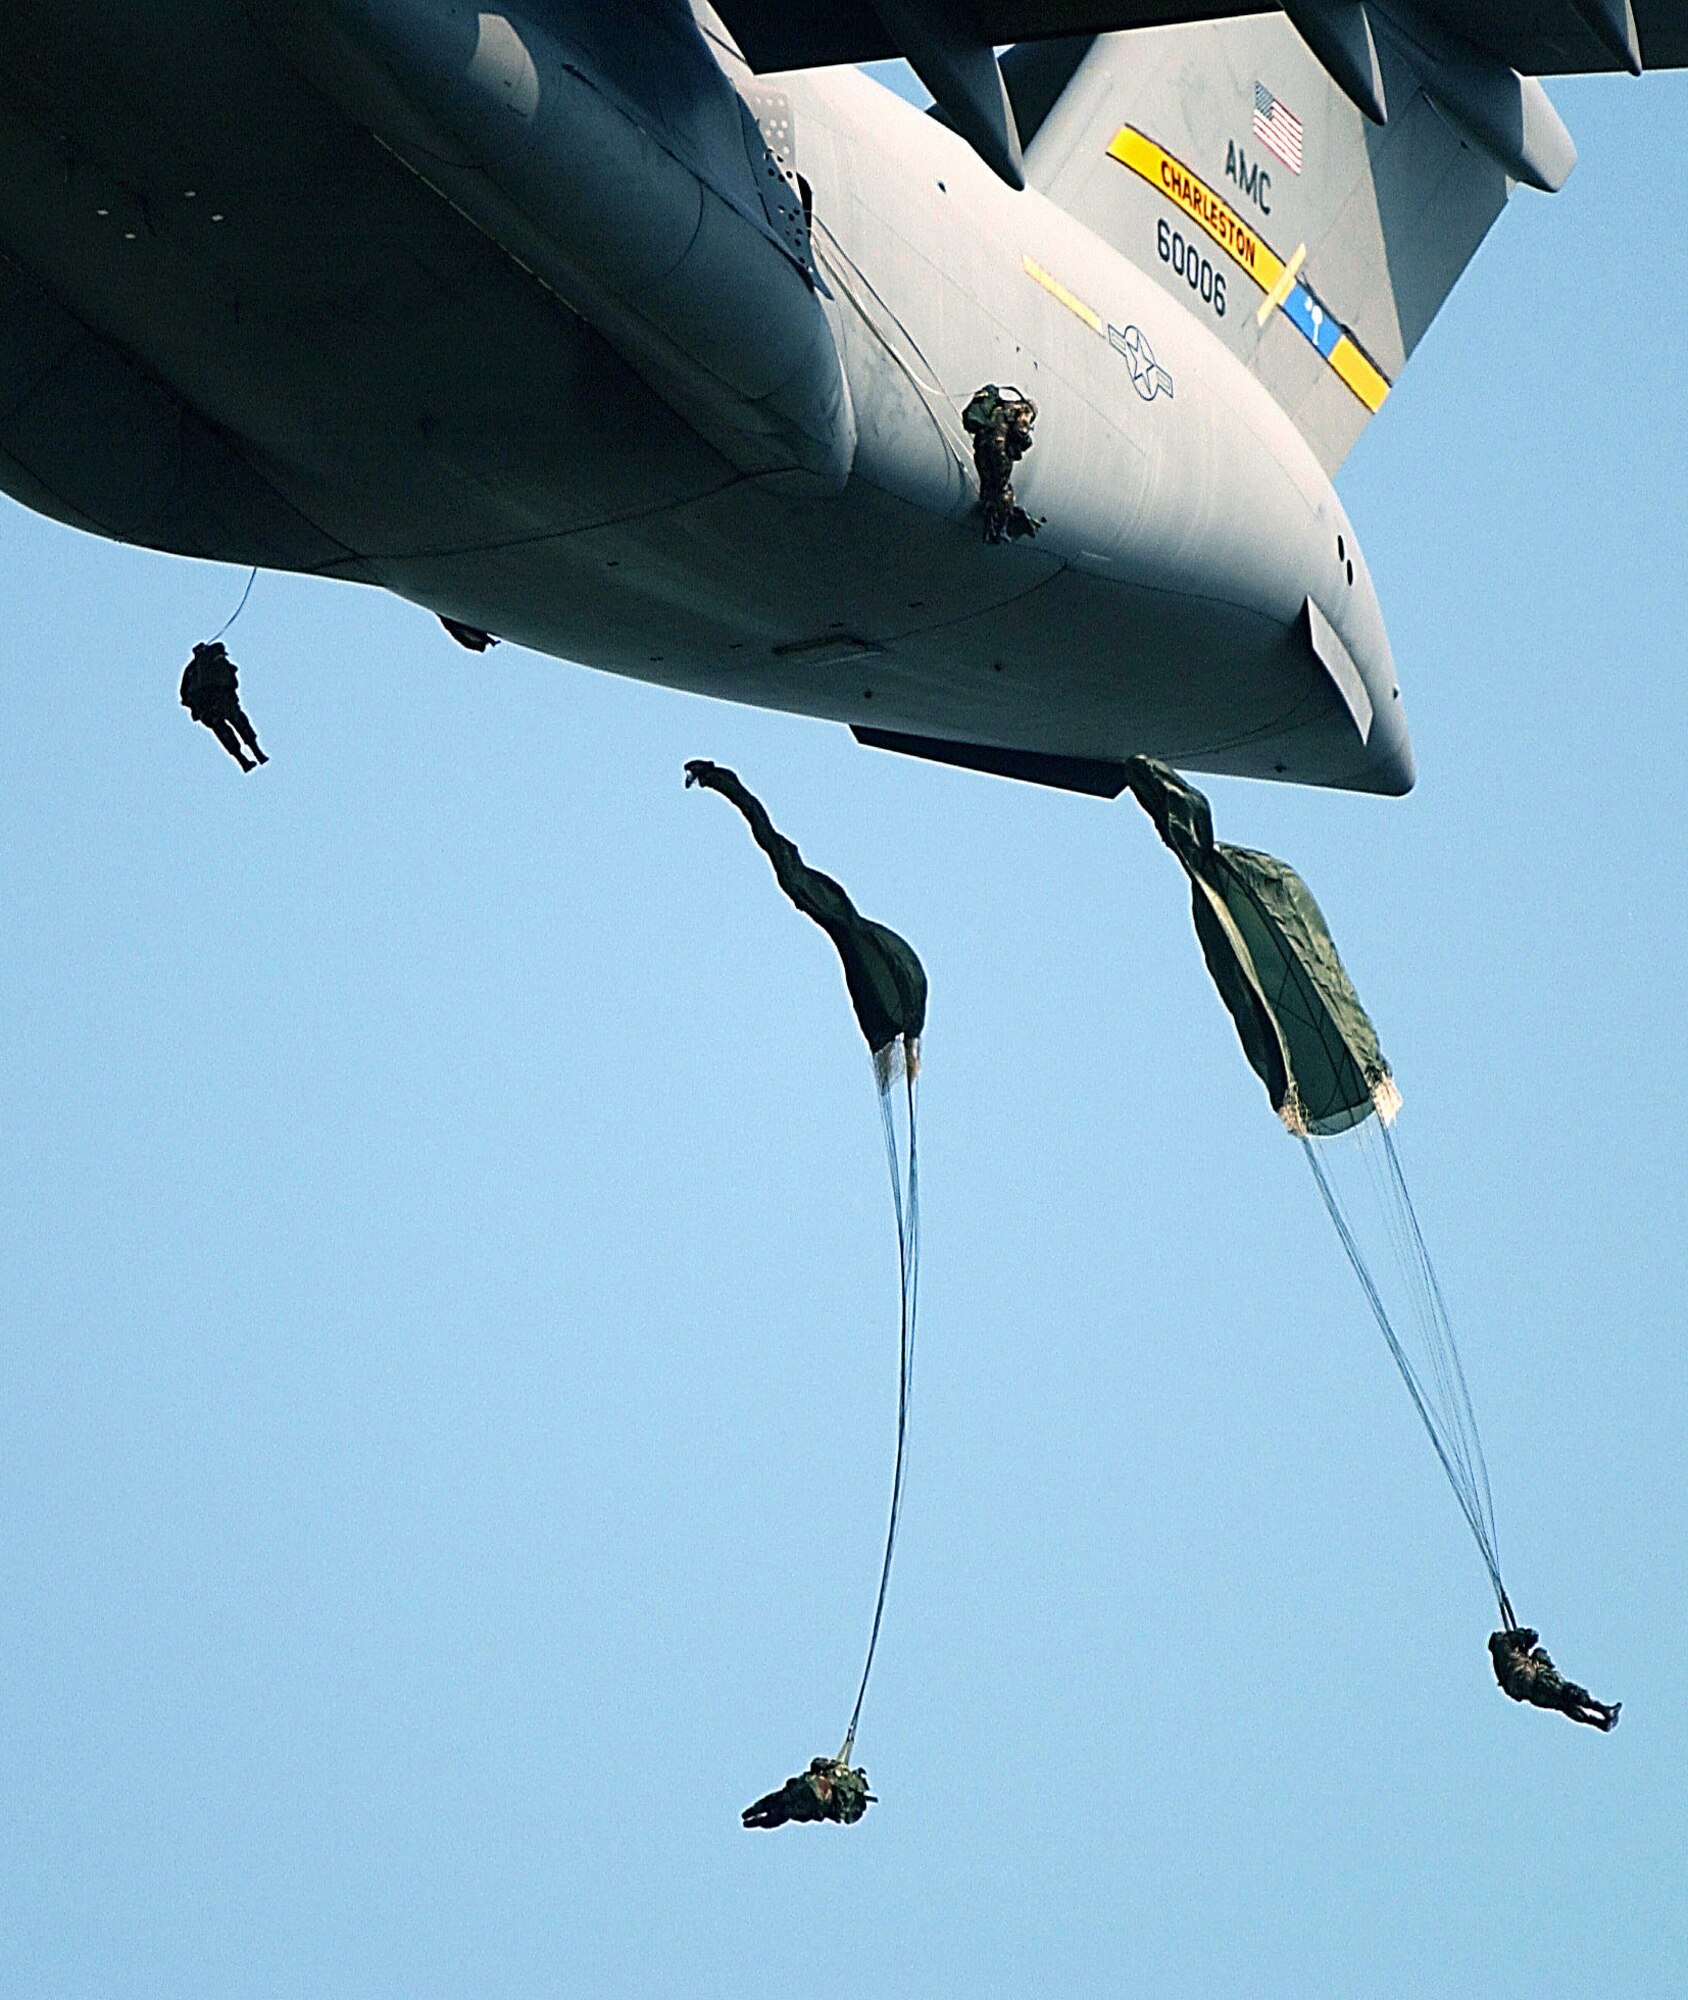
1023, 17, 1531, 471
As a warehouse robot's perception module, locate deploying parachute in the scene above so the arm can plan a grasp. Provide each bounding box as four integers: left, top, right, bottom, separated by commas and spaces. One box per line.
685, 760, 927, 1820
1122, 755, 1397, 1138
1124, 757, 1618, 1730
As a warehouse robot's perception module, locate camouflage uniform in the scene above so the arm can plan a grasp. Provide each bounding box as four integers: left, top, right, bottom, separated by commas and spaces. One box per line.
1488, 1627, 1619, 1731
962, 385, 1040, 545
180, 642, 267, 771
742, 1756, 874, 1829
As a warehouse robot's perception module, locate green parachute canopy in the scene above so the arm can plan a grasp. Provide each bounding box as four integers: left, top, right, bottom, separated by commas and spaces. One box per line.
684, 760, 927, 1066
1123, 756, 1397, 1137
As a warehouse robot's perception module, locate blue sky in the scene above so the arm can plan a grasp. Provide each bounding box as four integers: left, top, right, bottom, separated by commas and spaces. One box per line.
2, 56, 1684, 2000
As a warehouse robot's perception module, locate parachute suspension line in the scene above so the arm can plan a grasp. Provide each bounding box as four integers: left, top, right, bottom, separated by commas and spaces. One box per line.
1381, 1124, 1500, 1561
810, 218, 973, 482
905, 1062, 921, 1410
210, 566, 259, 643
840, 1042, 920, 1767
1302, 1138, 1510, 1616
1366, 1121, 1505, 1617
876, 1050, 909, 1278
1377, 1125, 1514, 1629
1360, 1126, 1490, 1541
1303, 1137, 1498, 1590
1356, 1130, 1486, 1539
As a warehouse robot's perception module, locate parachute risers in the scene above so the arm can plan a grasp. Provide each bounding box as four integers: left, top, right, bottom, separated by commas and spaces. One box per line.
685, 760, 926, 1821
877, 1032, 922, 1093
1365, 1075, 1404, 1130
1124, 757, 1618, 1729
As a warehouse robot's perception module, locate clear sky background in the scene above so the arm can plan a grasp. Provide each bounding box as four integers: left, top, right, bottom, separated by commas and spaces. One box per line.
2, 53, 1684, 2000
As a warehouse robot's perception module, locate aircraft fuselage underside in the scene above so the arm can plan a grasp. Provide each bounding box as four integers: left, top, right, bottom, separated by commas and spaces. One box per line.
0, 0, 1413, 794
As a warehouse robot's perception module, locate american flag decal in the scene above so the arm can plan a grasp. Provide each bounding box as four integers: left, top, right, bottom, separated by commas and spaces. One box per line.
1253, 82, 1304, 174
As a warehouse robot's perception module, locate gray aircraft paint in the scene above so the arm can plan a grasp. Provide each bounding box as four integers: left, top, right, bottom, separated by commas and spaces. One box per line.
2, 0, 1580, 794
1025, 16, 1518, 472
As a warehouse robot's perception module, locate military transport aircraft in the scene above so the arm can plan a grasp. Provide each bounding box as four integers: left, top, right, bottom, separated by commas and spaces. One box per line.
0, 2, 1678, 797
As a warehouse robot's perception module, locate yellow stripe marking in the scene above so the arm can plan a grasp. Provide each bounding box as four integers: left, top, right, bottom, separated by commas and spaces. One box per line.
1107, 127, 1284, 293
1256, 241, 1307, 327
1330, 335, 1391, 413
1023, 255, 1104, 335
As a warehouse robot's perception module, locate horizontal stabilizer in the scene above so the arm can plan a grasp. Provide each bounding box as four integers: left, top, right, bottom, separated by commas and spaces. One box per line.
1573, 0, 1644, 74
871, 0, 1026, 184
1281, 1, 1387, 124
709, 1, 1687, 76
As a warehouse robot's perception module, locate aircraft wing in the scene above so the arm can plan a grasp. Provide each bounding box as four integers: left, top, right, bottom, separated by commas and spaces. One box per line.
715, 2, 1686, 76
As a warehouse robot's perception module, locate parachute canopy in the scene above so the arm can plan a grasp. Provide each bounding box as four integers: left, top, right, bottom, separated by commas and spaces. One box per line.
684, 759, 926, 1065
1123, 756, 1397, 1137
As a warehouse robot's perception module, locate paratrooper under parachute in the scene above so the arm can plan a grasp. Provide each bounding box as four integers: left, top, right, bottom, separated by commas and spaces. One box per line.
686, 760, 926, 1826
1123, 756, 1618, 1731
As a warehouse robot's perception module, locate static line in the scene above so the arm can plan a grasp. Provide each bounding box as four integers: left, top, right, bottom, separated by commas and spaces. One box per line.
211, 566, 258, 642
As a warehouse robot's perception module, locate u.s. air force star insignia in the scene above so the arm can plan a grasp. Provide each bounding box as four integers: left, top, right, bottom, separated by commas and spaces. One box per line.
1110, 323, 1175, 403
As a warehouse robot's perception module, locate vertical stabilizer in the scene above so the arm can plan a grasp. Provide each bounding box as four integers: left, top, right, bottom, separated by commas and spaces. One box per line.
1025, 15, 1530, 471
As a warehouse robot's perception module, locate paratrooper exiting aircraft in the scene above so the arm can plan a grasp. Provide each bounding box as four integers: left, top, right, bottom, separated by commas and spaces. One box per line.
0, 2, 1678, 795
